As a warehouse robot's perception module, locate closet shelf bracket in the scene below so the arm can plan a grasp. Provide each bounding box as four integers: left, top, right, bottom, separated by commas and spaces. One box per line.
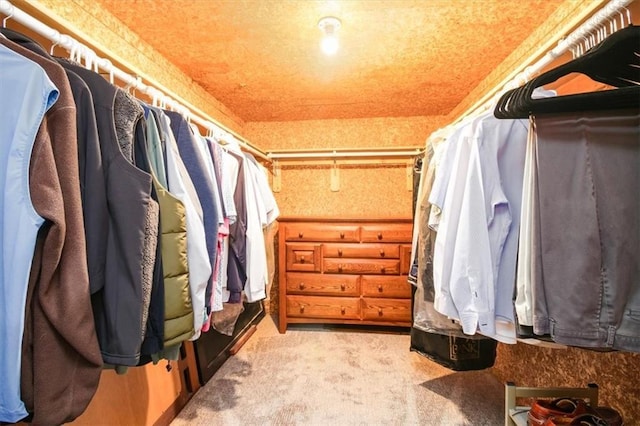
272, 160, 281, 193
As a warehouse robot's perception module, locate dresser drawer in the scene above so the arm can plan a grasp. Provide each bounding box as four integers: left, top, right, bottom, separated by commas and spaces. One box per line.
361, 276, 412, 298
362, 298, 412, 322
360, 224, 413, 243
400, 244, 412, 274
287, 295, 360, 319
323, 243, 400, 259
285, 223, 359, 242
286, 273, 359, 296
323, 258, 400, 275
286, 243, 321, 272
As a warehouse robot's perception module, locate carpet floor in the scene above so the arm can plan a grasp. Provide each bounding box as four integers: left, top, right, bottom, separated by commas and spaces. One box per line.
171, 316, 504, 426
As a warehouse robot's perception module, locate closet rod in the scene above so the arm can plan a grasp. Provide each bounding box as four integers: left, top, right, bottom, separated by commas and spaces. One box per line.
267, 147, 423, 160
454, 0, 634, 123
0, 0, 270, 163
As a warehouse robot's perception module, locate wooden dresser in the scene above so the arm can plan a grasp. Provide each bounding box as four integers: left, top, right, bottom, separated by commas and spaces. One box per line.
277, 217, 413, 333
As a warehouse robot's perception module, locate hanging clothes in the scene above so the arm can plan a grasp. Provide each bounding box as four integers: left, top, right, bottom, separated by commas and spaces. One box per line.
0, 18, 278, 423
0, 42, 59, 425
60, 60, 159, 367
243, 152, 279, 303
530, 110, 640, 352
0, 34, 103, 425
149, 106, 211, 341
217, 146, 240, 305
490, 25, 640, 352
166, 111, 219, 318
142, 107, 194, 351
190, 128, 225, 312
409, 131, 497, 371
205, 137, 230, 316
225, 147, 248, 304
150, 174, 193, 347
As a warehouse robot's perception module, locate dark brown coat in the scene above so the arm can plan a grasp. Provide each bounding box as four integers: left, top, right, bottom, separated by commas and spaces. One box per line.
0, 38, 102, 426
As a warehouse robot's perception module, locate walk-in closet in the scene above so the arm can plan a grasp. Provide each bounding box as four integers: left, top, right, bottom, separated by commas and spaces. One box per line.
1, 0, 638, 425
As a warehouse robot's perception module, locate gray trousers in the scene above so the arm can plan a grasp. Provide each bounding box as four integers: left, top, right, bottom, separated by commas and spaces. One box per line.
532, 109, 640, 352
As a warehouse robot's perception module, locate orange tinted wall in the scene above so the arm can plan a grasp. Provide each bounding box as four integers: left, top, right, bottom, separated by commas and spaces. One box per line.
245, 116, 448, 218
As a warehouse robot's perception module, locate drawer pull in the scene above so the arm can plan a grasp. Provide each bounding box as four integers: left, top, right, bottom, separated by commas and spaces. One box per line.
300, 305, 305, 314
338, 264, 343, 273
378, 308, 384, 316
340, 283, 346, 291
340, 232, 345, 239
377, 232, 383, 240
300, 256, 305, 263
341, 307, 346, 315
381, 267, 386, 274
379, 249, 385, 257
378, 285, 383, 292
338, 249, 343, 256
298, 232, 303, 238
299, 282, 305, 290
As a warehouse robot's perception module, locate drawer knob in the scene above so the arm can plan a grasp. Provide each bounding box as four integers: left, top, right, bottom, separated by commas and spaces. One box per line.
338, 249, 343, 257
340, 232, 345, 239
377, 232, 383, 240
338, 264, 343, 273
378, 308, 383, 316
381, 267, 386, 274
299, 282, 305, 290
300, 256, 305, 263
298, 232, 303, 238
379, 249, 385, 257
300, 305, 305, 313
341, 307, 346, 315
340, 283, 346, 291
378, 285, 383, 292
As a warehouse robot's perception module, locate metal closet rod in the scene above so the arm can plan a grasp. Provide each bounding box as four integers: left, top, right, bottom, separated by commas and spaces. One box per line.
267, 147, 423, 160
0, 0, 270, 163
454, 0, 635, 124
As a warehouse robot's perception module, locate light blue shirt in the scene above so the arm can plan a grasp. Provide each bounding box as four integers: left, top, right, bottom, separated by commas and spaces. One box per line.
448, 113, 528, 343
0, 44, 59, 423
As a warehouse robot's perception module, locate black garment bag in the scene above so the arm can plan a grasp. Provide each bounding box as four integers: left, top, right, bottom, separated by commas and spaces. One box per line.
494, 25, 640, 119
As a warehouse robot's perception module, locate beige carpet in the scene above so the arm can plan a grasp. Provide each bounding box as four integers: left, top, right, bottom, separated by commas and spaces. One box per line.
171, 316, 504, 426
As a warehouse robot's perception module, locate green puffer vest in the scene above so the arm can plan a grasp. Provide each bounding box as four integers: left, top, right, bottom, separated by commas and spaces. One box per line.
153, 176, 194, 346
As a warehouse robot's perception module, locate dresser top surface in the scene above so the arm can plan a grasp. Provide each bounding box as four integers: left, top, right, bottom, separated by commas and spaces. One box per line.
277, 217, 413, 223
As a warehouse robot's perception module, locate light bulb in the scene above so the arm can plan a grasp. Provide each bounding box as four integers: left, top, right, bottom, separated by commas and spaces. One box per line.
321, 35, 339, 55
318, 16, 341, 56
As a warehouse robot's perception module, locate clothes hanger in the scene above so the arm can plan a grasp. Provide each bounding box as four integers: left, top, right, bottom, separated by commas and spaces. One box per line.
2, 9, 12, 28
502, 18, 640, 118
1, 9, 11, 38
49, 32, 59, 55
494, 25, 640, 119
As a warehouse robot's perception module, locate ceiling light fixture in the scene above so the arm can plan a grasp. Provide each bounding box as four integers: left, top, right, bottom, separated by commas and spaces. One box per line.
318, 16, 341, 56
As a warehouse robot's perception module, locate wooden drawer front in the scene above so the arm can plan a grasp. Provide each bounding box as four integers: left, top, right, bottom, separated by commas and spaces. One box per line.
323, 258, 400, 275
287, 295, 360, 319
286, 273, 359, 296
400, 244, 412, 275
360, 224, 413, 243
284, 224, 359, 242
361, 276, 412, 298
362, 298, 412, 322
286, 243, 321, 272
323, 243, 400, 259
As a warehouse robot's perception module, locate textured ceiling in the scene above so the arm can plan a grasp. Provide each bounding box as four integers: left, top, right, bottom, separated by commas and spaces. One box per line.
93, 0, 565, 122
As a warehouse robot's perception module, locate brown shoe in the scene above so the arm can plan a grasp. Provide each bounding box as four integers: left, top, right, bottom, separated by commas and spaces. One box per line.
541, 408, 623, 426
543, 413, 609, 425
528, 398, 591, 426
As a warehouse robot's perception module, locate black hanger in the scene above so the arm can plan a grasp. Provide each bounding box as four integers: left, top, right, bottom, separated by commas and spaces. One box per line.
494, 25, 640, 119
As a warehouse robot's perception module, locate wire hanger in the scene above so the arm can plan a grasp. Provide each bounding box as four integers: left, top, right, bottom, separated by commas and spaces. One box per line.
49, 30, 60, 55
2, 9, 12, 28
